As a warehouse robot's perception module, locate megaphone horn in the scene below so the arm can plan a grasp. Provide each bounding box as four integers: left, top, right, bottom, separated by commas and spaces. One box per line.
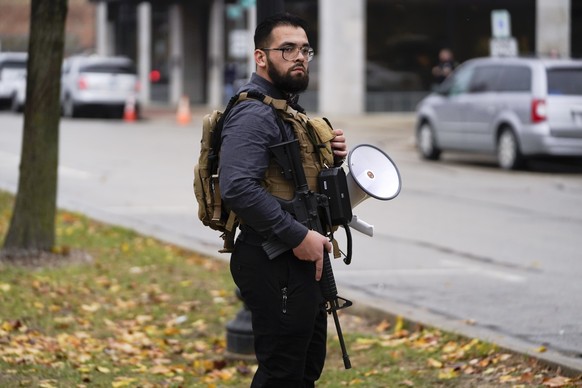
346, 144, 402, 209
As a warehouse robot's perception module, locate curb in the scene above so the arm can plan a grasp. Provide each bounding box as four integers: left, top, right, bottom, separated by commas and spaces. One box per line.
340, 288, 582, 378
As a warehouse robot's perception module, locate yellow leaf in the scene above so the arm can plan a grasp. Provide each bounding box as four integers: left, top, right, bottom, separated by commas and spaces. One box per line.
536, 345, 547, 353
543, 376, 571, 387
81, 303, 100, 313
394, 315, 404, 332
1, 321, 14, 332
136, 315, 153, 324
438, 368, 459, 380
0, 283, 11, 292
427, 358, 443, 368
499, 374, 518, 383
442, 341, 459, 353
96, 366, 110, 374
112, 377, 138, 388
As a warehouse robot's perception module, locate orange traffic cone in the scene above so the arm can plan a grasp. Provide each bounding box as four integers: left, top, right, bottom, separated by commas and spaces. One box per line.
124, 96, 138, 122
176, 95, 192, 125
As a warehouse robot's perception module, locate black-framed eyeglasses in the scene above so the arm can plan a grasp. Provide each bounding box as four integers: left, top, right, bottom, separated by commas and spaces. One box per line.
260, 46, 315, 62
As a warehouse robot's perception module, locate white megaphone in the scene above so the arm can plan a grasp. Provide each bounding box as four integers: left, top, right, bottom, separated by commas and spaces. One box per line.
345, 144, 401, 236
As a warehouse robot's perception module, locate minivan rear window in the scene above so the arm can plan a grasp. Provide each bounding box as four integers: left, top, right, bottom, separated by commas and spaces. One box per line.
80, 63, 135, 75
547, 68, 582, 95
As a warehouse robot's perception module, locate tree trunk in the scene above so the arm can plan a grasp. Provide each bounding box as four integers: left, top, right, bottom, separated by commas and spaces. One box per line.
2, 0, 68, 255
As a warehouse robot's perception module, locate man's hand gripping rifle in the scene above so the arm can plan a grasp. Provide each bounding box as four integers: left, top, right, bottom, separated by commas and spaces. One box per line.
263, 138, 353, 370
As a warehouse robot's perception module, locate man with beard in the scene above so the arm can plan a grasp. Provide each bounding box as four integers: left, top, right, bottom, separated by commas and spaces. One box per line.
219, 13, 348, 387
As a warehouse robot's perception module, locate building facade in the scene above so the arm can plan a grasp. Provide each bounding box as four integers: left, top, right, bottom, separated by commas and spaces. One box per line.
0, 0, 96, 55
0, 0, 576, 113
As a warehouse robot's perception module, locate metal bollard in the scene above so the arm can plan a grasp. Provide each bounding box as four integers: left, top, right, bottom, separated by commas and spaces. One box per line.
225, 288, 255, 360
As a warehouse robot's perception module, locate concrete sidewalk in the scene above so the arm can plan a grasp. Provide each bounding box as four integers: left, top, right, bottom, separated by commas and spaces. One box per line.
141, 102, 418, 130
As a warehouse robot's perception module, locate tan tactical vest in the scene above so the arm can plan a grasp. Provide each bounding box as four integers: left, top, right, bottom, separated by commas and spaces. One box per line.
259, 96, 337, 201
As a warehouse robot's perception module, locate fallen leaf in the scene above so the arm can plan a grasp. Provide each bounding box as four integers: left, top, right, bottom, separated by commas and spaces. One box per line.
437, 367, 459, 380
542, 376, 571, 387
81, 303, 101, 313
427, 358, 443, 368
394, 315, 404, 332
375, 320, 391, 332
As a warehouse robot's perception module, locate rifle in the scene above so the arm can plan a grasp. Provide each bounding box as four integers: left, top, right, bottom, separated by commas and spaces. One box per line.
263, 138, 353, 370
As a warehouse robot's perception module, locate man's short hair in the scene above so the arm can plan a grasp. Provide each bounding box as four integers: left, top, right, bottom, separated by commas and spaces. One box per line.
254, 13, 310, 49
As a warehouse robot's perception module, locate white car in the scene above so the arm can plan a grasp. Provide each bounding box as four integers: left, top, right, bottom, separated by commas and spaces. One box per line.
61, 55, 139, 118
0, 52, 27, 112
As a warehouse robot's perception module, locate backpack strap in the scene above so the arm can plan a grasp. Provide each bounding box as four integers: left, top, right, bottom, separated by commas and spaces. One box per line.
209, 90, 291, 252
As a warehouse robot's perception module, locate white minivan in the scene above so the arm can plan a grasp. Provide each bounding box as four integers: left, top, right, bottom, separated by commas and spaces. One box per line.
416, 57, 582, 169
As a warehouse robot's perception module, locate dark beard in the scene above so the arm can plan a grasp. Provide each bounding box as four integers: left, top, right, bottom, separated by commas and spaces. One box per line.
267, 59, 309, 94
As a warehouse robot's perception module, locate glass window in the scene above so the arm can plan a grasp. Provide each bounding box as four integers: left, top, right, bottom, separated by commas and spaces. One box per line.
80, 63, 135, 75
468, 66, 500, 93
448, 64, 474, 96
547, 68, 582, 95
1, 60, 27, 70
496, 66, 531, 92
0, 60, 27, 80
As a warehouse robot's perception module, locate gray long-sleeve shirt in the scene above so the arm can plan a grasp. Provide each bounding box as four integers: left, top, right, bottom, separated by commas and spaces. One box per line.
219, 73, 308, 249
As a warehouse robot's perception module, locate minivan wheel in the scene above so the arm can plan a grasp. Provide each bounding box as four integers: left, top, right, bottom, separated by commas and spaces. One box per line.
497, 128, 524, 170
417, 122, 441, 160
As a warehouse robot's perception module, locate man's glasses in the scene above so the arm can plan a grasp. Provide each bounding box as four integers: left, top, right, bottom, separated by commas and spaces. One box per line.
260, 46, 315, 62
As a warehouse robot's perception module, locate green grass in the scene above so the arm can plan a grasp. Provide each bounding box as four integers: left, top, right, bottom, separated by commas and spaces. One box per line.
0, 190, 580, 387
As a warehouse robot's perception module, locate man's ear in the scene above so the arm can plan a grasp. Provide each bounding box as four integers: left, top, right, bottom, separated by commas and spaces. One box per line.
254, 49, 266, 68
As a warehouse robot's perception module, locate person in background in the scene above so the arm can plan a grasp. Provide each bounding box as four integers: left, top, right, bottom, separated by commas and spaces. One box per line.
432, 48, 457, 85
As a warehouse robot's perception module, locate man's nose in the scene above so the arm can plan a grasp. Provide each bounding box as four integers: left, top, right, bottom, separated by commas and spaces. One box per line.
296, 50, 307, 61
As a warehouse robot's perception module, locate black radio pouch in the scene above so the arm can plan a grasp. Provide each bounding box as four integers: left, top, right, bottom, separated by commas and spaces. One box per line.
318, 167, 353, 226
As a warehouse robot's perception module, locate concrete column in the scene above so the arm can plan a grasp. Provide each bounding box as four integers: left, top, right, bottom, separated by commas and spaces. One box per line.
247, 5, 257, 79
137, 2, 152, 105
208, 0, 225, 109
318, 0, 365, 115
169, 4, 184, 105
95, 1, 108, 56
536, 0, 570, 58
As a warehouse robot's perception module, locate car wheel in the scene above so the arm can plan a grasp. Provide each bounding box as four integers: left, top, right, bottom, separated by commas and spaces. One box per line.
10, 94, 20, 113
497, 127, 524, 170
417, 122, 441, 160
63, 96, 77, 118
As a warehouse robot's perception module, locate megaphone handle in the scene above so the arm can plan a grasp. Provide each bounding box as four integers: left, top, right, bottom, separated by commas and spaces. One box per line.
348, 215, 374, 237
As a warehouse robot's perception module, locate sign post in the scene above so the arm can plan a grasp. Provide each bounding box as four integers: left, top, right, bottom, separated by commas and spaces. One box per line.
489, 10, 518, 57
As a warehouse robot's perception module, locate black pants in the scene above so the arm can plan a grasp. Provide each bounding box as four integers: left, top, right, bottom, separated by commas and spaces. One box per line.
230, 238, 327, 388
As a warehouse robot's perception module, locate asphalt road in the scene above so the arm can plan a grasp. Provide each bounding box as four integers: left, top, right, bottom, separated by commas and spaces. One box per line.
1, 109, 581, 373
